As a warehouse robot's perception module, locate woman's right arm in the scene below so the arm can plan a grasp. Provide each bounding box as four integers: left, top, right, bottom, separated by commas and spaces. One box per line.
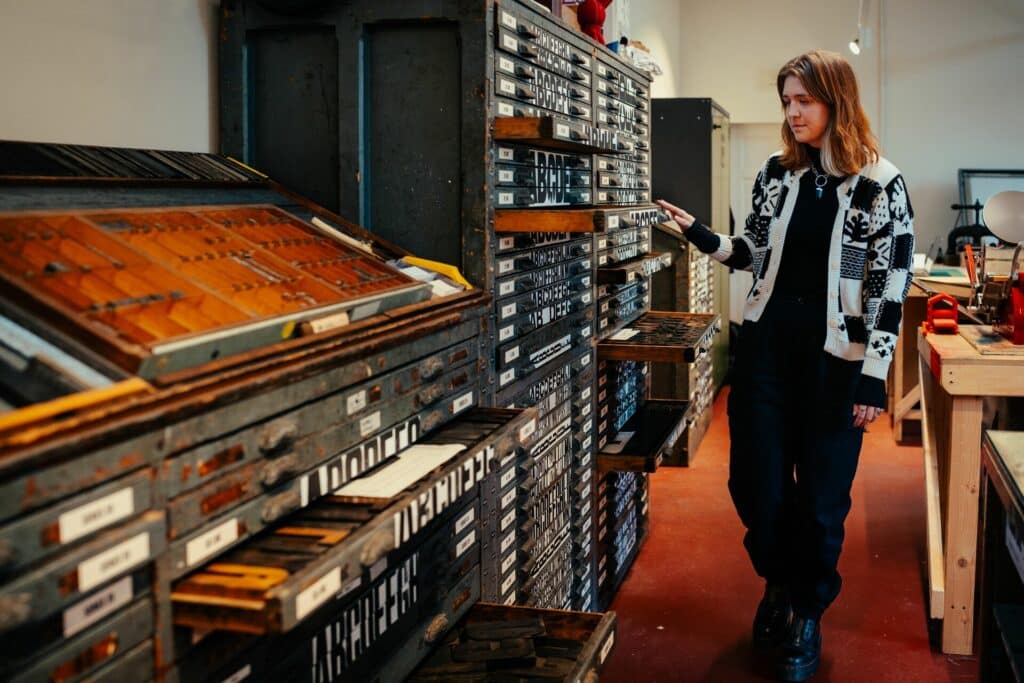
656, 161, 772, 272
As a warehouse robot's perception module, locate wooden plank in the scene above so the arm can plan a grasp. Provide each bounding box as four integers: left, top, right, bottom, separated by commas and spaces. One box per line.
919, 353, 945, 620
941, 394, 984, 655
494, 208, 599, 233
919, 328, 1024, 396
895, 384, 921, 420
492, 117, 619, 154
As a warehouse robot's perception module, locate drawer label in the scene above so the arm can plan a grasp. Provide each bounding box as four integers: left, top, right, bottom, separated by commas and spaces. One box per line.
499, 325, 515, 342
456, 507, 475, 532
555, 123, 571, 138
452, 391, 474, 413
296, 567, 341, 620
498, 56, 514, 73
78, 531, 150, 592
221, 665, 252, 683
504, 591, 517, 605
500, 10, 517, 29
501, 467, 517, 488
504, 346, 520, 363
500, 302, 517, 319
502, 550, 517, 574
498, 169, 514, 183
346, 389, 367, 415
59, 487, 135, 544
497, 149, 514, 163
499, 78, 516, 95
501, 488, 517, 509
501, 529, 516, 554
498, 259, 513, 274
499, 191, 514, 204
498, 280, 515, 296
581, 387, 591, 401
502, 572, 517, 596
359, 411, 381, 438
456, 530, 477, 558
186, 518, 239, 567
63, 575, 133, 638
518, 418, 536, 442
501, 509, 516, 531
498, 101, 515, 116
502, 34, 518, 51
499, 368, 516, 386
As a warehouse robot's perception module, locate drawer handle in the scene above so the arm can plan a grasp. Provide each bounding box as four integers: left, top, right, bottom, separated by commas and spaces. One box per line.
0, 593, 32, 632
424, 613, 450, 644
361, 529, 394, 567
260, 453, 300, 488
416, 384, 445, 407
419, 356, 445, 380
261, 491, 301, 523
259, 420, 298, 454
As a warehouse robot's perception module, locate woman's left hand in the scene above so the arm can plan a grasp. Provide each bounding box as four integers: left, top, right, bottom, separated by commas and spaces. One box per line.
852, 404, 883, 428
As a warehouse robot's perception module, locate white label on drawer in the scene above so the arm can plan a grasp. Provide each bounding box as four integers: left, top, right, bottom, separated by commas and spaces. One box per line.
502, 572, 517, 596
499, 368, 516, 386
59, 487, 134, 544
598, 192, 608, 201
221, 665, 252, 683
498, 169, 514, 183
610, 328, 639, 341
600, 302, 609, 313
500, 302, 517, 319
499, 191, 514, 204
296, 568, 340, 620
499, 325, 515, 342
63, 575, 132, 638
455, 507, 476, 535
597, 238, 607, 249
346, 389, 367, 415
581, 500, 592, 518
518, 418, 536, 441
582, 402, 592, 417
501, 467, 517, 488
497, 149, 514, 163
78, 531, 150, 592
456, 530, 477, 558
501, 509, 516, 531
359, 411, 381, 438
452, 391, 474, 414
504, 591, 517, 605
500, 10, 517, 29
501, 529, 516, 554
582, 259, 591, 269
599, 112, 608, 123
498, 56, 515, 74
504, 346, 520, 363
502, 550, 517, 574
498, 101, 515, 116
502, 34, 518, 51
581, 387, 592, 401
498, 258, 513, 274
581, 191, 591, 201
583, 435, 593, 451
501, 488, 517, 509
598, 255, 607, 266
499, 78, 516, 95
581, 293, 592, 305
581, 353, 591, 366
555, 123, 571, 138
186, 518, 239, 567
498, 280, 515, 296
580, 326, 592, 339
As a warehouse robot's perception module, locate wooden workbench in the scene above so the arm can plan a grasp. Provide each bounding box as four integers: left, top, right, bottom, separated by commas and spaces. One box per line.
919, 327, 1024, 654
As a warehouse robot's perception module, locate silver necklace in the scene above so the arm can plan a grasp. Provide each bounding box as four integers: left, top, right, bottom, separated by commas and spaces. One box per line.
809, 161, 828, 199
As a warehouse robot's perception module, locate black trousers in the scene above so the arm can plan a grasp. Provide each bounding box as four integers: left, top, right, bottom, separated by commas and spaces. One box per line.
727, 293, 864, 619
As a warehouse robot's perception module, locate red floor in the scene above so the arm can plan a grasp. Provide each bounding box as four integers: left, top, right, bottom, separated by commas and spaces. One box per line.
602, 388, 980, 682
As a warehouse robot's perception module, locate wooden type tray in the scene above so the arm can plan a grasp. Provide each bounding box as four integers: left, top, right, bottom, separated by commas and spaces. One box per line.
493, 117, 620, 155
2, 596, 152, 683
170, 408, 537, 634
597, 399, 691, 473
0, 205, 429, 377
494, 203, 663, 235
407, 601, 618, 683
597, 311, 719, 363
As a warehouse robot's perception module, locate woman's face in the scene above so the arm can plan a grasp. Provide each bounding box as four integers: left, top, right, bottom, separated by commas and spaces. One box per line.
782, 75, 829, 148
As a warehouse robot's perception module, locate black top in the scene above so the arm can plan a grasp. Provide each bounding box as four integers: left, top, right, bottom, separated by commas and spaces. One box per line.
773, 146, 842, 300
680, 146, 886, 408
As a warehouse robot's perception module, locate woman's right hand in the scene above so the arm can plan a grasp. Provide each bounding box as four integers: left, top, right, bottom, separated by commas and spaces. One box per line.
655, 199, 696, 232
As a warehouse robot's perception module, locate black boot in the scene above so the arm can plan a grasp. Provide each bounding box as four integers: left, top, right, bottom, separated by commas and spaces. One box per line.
777, 615, 821, 682
752, 583, 791, 650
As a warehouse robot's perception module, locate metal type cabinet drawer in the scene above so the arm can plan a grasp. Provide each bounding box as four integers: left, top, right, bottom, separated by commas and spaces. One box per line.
159, 334, 480, 499
495, 144, 591, 171
3, 596, 152, 683
496, 5, 592, 70
597, 311, 718, 363
596, 252, 671, 286
494, 237, 592, 275
597, 155, 648, 177
493, 186, 592, 209
494, 45, 591, 88
0, 469, 154, 579
495, 163, 591, 189
492, 116, 620, 155
170, 408, 535, 634
79, 639, 153, 683
597, 399, 692, 474
495, 230, 582, 254
0, 511, 164, 637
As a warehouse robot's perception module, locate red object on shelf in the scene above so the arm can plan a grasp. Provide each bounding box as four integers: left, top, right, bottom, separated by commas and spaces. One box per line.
922, 293, 959, 335
994, 272, 1024, 345
577, 0, 612, 44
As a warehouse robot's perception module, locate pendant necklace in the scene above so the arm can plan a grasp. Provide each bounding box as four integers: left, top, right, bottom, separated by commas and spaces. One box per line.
810, 161, 828, 199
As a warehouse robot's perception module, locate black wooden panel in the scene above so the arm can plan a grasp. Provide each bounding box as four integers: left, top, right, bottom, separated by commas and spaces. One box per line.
365, 22, 462, 268
249, 26, 340, 211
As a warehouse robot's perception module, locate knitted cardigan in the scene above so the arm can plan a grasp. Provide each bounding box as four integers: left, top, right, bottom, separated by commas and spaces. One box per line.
700, 152, 915, 382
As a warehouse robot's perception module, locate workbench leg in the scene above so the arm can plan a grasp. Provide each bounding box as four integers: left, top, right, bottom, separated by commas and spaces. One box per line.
941, 395, 984, 655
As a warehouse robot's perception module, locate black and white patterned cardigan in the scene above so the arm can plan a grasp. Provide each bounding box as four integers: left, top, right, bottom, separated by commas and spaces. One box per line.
704, 152, 915, 382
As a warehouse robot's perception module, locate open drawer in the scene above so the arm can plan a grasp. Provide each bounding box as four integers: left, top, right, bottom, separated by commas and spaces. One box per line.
597, 311, 719, 364
595, 252, 672, 284
407, 601, 618, 683
171, 407, 538, 635
597, 398, 691, 473
494, 204, 664, 234
494, 116, 623, 155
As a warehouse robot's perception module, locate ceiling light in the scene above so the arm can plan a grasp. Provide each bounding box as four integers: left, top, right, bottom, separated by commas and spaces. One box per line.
849, 37, 861, 55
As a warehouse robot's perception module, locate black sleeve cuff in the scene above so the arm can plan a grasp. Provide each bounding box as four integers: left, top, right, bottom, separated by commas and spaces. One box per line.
684, 222, 721, 254
854, 375, 887, 409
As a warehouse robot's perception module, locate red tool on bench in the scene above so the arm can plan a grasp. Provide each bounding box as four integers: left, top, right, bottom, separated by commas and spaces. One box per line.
923, 293, 959, 335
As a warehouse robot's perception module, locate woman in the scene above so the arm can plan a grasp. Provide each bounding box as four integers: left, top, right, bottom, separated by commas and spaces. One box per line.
657, 49, 914, 682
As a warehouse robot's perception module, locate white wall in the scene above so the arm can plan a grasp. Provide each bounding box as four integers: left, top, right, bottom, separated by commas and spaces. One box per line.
0, 0, 219, 152
631, 0, 1024, 250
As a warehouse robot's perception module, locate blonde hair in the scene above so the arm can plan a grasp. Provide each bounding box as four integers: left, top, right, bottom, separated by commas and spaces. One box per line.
776, 49, 880, 176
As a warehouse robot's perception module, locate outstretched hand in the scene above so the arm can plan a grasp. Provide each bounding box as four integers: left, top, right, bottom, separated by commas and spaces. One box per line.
655, 199, 696, 232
